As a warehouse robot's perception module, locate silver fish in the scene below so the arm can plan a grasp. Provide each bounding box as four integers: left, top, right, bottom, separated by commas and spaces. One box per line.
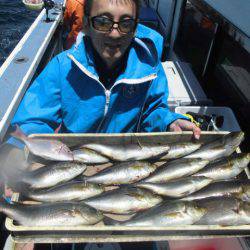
84, 187, 162, 214
181, 180, 250, 202
119, 201, 207, 226
73, 148, 110, 164
11, 126, 73, 161
144, 158, 209, 183
136, 176, 212, 198
196, 198, 250, 226
84, 161, 158, 185
0, 200, 103, 226
26, 181, 104, 202
82, 143, 170, 161
22, 162, 87, 189
193, 153, 250, 181
160, 142, 202, 159
184, 132, 244, 161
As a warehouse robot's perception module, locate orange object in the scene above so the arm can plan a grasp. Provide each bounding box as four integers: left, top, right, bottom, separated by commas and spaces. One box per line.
64, 0, 85, 49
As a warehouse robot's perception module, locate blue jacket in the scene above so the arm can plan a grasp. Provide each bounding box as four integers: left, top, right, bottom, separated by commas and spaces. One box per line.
9, 26, 185, 147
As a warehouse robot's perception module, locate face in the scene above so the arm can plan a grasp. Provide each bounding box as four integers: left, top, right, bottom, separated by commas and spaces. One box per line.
85, 0, 137, 69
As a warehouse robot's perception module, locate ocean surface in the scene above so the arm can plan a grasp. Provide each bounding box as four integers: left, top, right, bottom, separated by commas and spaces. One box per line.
0, 0, 38, 66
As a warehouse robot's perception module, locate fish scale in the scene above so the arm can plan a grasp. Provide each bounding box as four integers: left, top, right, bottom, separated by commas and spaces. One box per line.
11, 126, 74, 161
184, 132, 244, 161
26, 181, 104, 202
83, 161, 158, 185
143, 158, 209, 183
82, 143, 170, 161
118, 201, 207, 226
193, 153, 250, 180
0, 200, 103, 226
83, 187, 162, 214
22, 162, 87, 189
136, 176, 212, 198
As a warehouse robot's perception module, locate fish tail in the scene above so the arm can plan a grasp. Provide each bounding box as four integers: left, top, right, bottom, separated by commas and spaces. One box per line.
10, 125, 27, 142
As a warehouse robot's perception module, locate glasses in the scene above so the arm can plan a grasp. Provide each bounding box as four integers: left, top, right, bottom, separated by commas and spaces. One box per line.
89, 16, 137, 34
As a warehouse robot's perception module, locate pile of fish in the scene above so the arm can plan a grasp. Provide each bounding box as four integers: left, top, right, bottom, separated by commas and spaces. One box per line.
1, 129, 250, 228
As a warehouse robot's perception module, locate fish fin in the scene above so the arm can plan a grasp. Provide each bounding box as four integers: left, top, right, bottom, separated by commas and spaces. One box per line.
180, 190, 192, 197
81, 175, 88, 183
103, 216, 121, 225
135, 135, 143, 149
10, 125, 27, 142
18, 183, 34, 199
52, 209, 78, 218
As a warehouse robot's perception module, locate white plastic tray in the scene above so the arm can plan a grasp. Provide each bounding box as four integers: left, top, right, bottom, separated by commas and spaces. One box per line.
175, 106, 241, 132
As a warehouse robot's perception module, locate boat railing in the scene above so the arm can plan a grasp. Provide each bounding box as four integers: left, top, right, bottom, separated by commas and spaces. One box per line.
0, 0, 64, 142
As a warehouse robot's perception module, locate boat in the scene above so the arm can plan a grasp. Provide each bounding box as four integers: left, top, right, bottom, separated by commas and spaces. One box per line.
0, 0, 249, 247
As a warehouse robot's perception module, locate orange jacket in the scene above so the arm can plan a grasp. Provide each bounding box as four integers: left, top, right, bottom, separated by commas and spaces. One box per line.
64, 0, 85, 49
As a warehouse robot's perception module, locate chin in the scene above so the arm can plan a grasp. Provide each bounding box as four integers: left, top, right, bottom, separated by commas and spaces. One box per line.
102, 53, 122, 65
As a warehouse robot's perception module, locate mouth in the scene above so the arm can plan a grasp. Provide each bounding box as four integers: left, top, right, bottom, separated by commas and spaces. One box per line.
104, 43, 121, 49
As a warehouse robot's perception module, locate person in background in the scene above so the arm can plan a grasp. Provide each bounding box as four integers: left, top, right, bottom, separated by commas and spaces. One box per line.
63, 0, 85, 49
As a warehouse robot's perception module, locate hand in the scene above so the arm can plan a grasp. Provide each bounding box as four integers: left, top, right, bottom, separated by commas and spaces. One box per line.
169, 119, 201, 140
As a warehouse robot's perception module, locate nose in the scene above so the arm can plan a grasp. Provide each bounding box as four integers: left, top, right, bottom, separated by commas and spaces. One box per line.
109, 23, 122, 38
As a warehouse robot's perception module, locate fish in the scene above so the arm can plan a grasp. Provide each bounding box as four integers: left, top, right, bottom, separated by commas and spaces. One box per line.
136, 176, 212, 198
82, 143, 170, 161
83, 187, 163, 214
116, 201, 207, 226
25, 181, 104, 202
0, 200, 103, 226
83, 161, 158, 185
73, 148, 110, 164
11, 126, 73, 161
181, 180, 250, 202
143, 158, 209, 183
193, 153, 250, 181
195, 198, 250, 226
184, 132, 244, 161
22, 162, 87, 189
159, 142, 202, 159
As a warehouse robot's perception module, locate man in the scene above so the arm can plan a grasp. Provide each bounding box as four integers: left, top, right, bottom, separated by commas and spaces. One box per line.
1, 1, 200, 249
64, 0, 85, 49
3, 0, 200, 175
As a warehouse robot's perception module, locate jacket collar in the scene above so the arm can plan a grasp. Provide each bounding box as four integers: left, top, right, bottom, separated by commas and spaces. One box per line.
68, 34, 159, 82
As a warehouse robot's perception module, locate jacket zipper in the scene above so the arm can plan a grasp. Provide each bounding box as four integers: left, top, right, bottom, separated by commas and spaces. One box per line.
68, 54, 157, 132
96, 89, 111, 132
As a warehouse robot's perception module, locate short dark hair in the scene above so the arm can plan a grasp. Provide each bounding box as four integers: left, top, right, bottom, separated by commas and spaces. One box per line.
84, 0, 141, 20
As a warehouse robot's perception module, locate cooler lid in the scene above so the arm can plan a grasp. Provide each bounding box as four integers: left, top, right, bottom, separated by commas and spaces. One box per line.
162, 61, 211, 106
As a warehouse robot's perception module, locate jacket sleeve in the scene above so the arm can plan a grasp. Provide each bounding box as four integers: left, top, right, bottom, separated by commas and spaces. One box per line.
7, 56, 62, 148
139, 64, 188, 132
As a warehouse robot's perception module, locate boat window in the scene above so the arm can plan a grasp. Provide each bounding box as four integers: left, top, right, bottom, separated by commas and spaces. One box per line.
174, 0, 218, 79
214, 34, 250, 103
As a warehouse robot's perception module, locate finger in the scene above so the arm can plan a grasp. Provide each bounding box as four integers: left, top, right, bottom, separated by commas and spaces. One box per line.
193, 126, 201, 140
185, 122, 201, 140
170, 123, 182, 132
177, 119, 201, 140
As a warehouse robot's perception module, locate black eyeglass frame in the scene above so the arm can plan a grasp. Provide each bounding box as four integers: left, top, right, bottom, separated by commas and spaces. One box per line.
88, 15, 138, 34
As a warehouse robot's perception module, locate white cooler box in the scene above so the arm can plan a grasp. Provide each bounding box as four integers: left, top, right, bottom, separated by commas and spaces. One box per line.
175, 106, 241, 132
162, 61, 212, 110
